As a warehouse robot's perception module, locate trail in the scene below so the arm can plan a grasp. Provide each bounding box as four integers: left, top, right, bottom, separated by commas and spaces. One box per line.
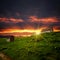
0, 52, 11, 60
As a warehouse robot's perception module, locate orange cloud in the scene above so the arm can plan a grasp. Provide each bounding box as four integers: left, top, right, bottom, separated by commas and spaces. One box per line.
0, 17, 24, 23
29, 16, 40, 22
10, 18, 24, 23
0, 18, 9, 23
29, 16, 58, 23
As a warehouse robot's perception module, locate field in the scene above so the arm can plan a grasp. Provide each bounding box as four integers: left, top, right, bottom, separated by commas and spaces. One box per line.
0, 32, 60, 60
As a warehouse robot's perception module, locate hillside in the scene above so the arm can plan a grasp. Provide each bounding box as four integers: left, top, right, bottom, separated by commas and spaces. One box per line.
0, 32, 60, 60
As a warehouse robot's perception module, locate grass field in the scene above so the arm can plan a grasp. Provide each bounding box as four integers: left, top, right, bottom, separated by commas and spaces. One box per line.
0, 32, 60, 60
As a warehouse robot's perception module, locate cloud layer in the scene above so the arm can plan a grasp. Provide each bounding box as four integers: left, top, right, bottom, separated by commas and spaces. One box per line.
0, 17, 24, 23
0, 16, 60, 33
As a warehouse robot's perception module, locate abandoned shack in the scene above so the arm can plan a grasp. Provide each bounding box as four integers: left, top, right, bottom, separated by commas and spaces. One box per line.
0, 35, 14, 42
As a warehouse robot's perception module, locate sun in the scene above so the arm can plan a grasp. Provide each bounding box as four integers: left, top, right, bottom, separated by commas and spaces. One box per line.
35, 32, 41, 35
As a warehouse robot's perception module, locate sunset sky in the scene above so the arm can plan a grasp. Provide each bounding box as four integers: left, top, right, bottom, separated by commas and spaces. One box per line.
0, 0, 60, 35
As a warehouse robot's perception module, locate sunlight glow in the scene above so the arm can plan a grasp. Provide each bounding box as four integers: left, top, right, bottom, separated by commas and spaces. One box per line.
0, 27, 59, 37
0, 29, 42, 33
35, 32, 41, 35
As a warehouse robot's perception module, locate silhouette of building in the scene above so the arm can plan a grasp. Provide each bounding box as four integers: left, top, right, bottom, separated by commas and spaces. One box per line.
41, 25, 53, 33
0, 36, 14, 42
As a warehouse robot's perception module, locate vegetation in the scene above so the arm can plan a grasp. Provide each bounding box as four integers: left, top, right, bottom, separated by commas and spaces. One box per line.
0, 32, 60, 60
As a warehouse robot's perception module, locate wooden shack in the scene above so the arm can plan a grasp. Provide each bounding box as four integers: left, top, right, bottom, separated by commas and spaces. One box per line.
0, 35, 14, 42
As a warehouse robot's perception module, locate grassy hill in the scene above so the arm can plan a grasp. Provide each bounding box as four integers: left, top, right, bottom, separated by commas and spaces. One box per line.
0, 32, 60, 60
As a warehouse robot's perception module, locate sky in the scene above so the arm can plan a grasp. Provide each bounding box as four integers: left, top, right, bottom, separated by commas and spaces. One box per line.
0, 0, 60, 34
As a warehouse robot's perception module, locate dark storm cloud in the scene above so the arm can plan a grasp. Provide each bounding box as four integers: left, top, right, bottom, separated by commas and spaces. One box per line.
0, 0, 60, 17
0, 0, 60, 31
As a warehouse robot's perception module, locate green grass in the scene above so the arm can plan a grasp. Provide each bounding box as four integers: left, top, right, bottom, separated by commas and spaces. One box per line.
0, 32, 60, 60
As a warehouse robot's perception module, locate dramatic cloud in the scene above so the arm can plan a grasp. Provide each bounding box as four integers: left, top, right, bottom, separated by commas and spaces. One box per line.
0, 16, 60, 33
28, 16, 59, 23
0, 17, 24, 23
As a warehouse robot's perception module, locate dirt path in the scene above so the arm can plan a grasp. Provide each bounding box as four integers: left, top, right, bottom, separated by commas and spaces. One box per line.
0, 52, 11, 60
